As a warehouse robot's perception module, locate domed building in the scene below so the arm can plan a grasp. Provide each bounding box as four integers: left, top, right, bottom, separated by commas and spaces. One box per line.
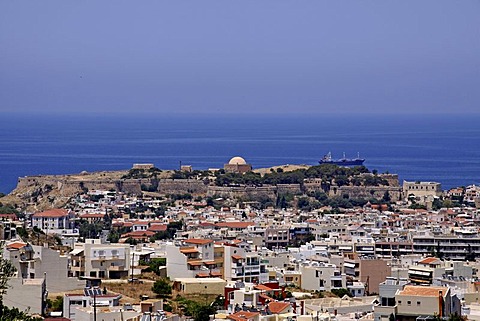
224, 156, 252, 173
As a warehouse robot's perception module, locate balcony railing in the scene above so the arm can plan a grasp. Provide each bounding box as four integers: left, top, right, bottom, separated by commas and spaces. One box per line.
109, 265, 126, 271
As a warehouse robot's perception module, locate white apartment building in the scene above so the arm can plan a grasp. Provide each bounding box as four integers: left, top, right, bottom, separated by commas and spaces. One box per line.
165, 239, 221, 279
300, 263, 346, 292
69, 239, 130, 279
224, 245, 269, 283
31, 208, 75, 232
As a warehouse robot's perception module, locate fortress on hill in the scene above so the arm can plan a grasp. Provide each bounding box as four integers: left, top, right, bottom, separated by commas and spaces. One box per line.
7, 156, 414, 210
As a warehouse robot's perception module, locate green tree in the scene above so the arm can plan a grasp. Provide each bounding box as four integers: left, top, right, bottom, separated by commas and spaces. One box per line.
381, 191, 391, 203
0, 204, 19, 215
331, 288, 352, 298
181, 299, 216, 321
141, 258, 166, 275
46, 296, 63, 312
152, 278, 172, 298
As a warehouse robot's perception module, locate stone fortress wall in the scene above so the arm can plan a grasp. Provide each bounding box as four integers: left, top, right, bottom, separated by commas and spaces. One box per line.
13, 169, 403, 205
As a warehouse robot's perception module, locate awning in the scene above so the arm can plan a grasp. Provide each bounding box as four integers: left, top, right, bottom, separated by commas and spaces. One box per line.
357, 246, 374, 251
410, 278, 431, 284
70, 249, 84, 256
344, 262, 356, 268
408, 270, 431, 277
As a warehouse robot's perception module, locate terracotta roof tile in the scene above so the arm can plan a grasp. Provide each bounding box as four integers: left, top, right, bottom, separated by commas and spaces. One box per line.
418, 257, 441, 265
32, 209, 68, 218
184, 238, 213, 245
228, 311, 260, 321
148, 224, 167, 232
6, 242, 27, 250
268, 302, 291, 314
399, 285, 447, 297
216, 222, 255, 229
254, 284, 273, 291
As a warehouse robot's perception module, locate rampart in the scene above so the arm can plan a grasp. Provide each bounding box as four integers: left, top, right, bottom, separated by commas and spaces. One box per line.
157, 179, 208, 194
328, 185, 403, 201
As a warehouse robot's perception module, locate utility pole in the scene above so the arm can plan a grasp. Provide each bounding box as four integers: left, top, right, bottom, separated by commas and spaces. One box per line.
93, 289, 97, 321
130, 251, 135, 284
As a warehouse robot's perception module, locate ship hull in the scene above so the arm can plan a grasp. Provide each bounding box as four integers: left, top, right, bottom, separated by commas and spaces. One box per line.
319, 159, 365, 166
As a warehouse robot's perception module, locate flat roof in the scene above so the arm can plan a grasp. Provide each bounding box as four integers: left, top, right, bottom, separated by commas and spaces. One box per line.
173, 277, 226, 283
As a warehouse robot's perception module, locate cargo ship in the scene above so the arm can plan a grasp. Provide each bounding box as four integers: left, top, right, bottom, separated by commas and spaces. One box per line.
319, 152, 365, 166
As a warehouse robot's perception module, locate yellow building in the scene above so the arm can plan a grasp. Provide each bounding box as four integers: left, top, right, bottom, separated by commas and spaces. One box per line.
172, 277, 226, 296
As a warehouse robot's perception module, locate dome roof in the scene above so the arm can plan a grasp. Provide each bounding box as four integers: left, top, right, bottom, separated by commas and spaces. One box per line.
228, 156, 247, 165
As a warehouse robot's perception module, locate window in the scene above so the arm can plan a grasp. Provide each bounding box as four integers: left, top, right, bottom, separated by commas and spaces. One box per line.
417, 301, 421, 306
407, 301, 411, 306
398, 301, 402, 305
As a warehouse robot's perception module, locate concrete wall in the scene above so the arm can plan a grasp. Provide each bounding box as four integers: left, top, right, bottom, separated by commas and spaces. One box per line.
32, 245, 86, 293
3, 278, 46, 315
165, 244, 193, 279
174, 279, 226, 295
360, 259, 391, 295
300, 265, 346, 292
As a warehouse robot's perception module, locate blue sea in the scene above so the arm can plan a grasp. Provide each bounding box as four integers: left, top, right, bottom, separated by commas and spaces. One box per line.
1, 113, 480, 194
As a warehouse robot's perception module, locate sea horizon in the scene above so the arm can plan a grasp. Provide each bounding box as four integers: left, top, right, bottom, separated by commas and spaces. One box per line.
1, 112, 479, 194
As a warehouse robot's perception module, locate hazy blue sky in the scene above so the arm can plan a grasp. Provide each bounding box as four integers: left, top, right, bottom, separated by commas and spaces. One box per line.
1, 1, 479, 115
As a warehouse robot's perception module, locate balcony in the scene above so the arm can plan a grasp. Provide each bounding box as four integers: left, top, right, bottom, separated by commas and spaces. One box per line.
91, 255, 107, 261
108, 265, 126, 271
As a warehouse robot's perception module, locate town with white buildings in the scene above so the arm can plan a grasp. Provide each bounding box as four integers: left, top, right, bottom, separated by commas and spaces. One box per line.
1, 160, 480, 321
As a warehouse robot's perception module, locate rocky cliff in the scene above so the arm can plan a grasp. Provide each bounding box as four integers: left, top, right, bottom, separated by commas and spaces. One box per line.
2, 167, 402, 212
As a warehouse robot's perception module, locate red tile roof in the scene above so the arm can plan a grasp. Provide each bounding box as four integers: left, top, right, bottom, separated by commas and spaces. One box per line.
32, 209, 68, 218
122, 231, 155, 239
0, 214, 17, 220
184, 238, 213, 245
199, 222, 217, 228
399, 285, 447, 297
418, 257, 441, 265
80, 213, 105, 218
267, 302, 291, 314
148, 224, 168, 232
228, 311, 260, 321
6, 242, 27, 250
216, 222, 255, 229
254, 284, 273, 291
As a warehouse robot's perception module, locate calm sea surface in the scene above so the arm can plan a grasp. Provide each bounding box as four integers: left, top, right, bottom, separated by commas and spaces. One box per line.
1, 113, 479, 194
